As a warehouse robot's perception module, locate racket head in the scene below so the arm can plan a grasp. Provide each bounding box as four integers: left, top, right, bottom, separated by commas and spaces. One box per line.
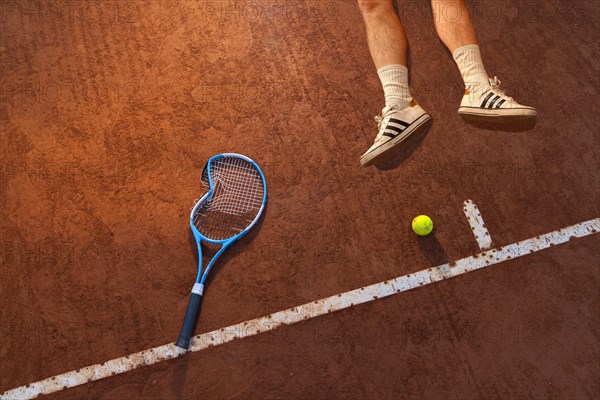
190, 153, 267, 245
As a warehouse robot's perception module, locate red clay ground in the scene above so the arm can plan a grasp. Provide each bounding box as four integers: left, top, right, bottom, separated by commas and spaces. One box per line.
1, 0, 598, 399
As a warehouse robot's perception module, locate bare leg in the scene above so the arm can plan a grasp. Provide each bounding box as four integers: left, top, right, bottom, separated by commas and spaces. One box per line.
431, 0, 488, 88
431, 0, 477, 53
357, 0, 408, 69
357, 0, 431, 167
431, 0, 537, 121
357, 0, 412, 109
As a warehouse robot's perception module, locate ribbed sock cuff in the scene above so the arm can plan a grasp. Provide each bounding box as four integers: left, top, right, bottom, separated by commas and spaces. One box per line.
453, 44, 489, 88
377, 64, 412, 108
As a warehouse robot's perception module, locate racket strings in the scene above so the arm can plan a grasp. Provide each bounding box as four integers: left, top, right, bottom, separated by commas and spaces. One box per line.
208, 160, 263, 215
194, 156, 264, 241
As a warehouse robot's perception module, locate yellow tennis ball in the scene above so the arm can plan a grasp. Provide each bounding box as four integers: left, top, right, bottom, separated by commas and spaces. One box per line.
412, 215, 433, 236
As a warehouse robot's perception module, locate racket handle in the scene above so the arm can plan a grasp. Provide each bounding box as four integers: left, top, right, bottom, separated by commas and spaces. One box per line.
176, 293, 203, 350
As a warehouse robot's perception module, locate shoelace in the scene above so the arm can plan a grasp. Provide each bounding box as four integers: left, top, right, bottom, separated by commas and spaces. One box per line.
373, 104, 401, 141
487, 76, 514, 102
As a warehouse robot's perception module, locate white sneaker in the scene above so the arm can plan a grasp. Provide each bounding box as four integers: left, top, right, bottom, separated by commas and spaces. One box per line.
360, 102, 432, 167
458, 76, 537, 122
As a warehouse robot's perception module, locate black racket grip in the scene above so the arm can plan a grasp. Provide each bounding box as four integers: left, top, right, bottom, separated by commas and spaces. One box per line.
176, 293, 203, 350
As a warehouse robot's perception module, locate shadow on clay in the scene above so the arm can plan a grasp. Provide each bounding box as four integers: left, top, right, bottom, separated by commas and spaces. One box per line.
374, 118, 433, 170
416, 232, 449, 266
171, 353, 191, 399
460, 116, 538, 132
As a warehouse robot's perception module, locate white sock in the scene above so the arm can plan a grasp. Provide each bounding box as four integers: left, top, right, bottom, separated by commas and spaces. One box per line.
377, 64, 412, 108
452, 44, 489, 91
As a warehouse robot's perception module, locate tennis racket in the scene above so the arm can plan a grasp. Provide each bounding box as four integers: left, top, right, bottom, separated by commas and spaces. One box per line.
176, 153, 267, 349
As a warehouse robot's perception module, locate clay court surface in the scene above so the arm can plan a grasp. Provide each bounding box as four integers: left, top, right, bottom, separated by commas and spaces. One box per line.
1, 0, 599, 399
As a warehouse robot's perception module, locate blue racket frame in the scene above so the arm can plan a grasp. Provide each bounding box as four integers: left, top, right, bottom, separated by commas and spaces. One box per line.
192, 153, 267, 286
176, 153, 267, 349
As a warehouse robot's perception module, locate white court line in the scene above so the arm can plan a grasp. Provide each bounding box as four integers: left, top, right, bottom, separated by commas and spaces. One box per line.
463, 200, 494, 251
2, 217, 599, 400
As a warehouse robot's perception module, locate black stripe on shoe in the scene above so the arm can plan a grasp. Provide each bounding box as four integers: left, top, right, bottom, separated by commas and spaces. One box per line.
495, 99, 506, 108
488, 95, 501, 108
480, 92, 495, 108
388, 118, 410, 128
385, 124, 405, 135
383, 132, 397, 138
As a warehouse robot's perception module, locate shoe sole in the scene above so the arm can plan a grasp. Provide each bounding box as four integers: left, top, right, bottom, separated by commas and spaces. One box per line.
360, 113, 432, 167
458, 107, 537, 123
